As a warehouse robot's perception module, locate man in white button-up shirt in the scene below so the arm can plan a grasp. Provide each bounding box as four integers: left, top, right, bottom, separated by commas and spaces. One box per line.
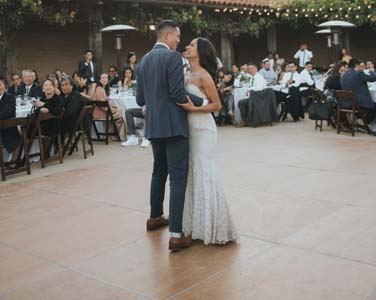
274, 61, 301, 103
236, 63, 267, 127
300, 62, 315, 88
294, 43, 313, 69
247, 64, 267, 92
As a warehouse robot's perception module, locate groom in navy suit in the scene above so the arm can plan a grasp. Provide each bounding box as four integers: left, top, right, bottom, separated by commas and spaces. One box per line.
136, 20, 206, 252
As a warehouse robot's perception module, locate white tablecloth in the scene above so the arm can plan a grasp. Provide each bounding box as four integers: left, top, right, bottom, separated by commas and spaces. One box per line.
313, 75, 326, 92
369, 88, 376, 103
109, 93, 140, 111
233, 87, 249, 123
16, 105, 33, 117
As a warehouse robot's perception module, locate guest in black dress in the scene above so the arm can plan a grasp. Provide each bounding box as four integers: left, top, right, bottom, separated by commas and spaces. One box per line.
0, 77, 21, 156
218, 72, 235, 122
325, 64, 347, 91
60, 76, 86, 142
32, 79, 64, 136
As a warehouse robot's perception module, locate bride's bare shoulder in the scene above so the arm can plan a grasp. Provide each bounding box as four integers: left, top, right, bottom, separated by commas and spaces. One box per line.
199, 69, 215, 86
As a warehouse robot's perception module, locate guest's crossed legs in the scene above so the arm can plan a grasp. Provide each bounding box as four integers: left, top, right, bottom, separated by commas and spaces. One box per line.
126, 108, 144, 135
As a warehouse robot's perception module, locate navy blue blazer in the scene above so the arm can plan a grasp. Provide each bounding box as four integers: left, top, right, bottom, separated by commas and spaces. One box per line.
136, 44, 202, 139
17, 82, 43, 99
340, 68, 376, 109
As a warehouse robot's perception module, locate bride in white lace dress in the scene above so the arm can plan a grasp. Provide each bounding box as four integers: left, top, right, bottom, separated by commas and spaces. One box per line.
178, 38, 238, 245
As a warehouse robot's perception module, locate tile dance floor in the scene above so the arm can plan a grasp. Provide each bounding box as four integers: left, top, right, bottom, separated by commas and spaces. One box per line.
1, 121, 376, 300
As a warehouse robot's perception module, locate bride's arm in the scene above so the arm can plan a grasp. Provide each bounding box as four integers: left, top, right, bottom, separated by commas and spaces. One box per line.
178, 73, 222, 113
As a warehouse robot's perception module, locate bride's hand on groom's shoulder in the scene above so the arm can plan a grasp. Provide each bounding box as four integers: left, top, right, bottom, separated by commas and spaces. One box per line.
177, 96, 196, 112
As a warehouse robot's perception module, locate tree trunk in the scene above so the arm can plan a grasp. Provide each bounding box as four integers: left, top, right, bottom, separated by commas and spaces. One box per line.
220, 32, 234, 71
88, 5, 103, 73
267, 23, 277, 53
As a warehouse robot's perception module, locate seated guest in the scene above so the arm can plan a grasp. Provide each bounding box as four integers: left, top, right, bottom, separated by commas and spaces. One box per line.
47, 73, 61, 95
232, 65, 240, 79
277, 63, 290, 84
274, 61, 301, 104
259, 59, 277, 86
340, 58, 376, 126
121, 106, 149, 148
218, 72, 235, 122
72, 71, 82, 87
17, 69, 43, 98
91, 73, 126, 140
0, 77, 21, 159
263, 52, 275, 69
119, 67, 135, 89
32, 79, 64, 136
325, 64, 346, 91
108, 66, 121, 87
122, 51, 137, 77
78, 49, 100, 84
299, 62, 315, 98
54, 69, 63, 84
246, 63, 267, 92
32, 69, 40, 84
217, 69, 225, 84
60, 76, 86, 142
240, 64, 248, 73
79, 75, 96, 99
236, 64, 267, 127
8, 74, 22, 95
274, 52, 285, 73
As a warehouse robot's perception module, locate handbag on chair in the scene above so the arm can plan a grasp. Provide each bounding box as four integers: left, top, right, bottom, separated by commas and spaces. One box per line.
309, 101, 329, 121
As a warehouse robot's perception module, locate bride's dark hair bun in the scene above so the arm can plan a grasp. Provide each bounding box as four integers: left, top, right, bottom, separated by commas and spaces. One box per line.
197, 37, 218, 83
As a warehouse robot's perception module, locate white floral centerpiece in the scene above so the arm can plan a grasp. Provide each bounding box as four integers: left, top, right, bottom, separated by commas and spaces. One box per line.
237, 72, 251, 87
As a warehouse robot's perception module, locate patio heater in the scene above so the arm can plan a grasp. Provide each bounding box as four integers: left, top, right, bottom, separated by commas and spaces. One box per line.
315, 29, 332, 65
101, 24, 137, 72
318, 20, 355, 63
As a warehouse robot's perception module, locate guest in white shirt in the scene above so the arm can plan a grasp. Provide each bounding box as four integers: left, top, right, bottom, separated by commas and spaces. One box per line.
275, 62, 305, 121
299, 62, 315, 105
259, 59, 277, 86
294, 43, 313, 69
274, 61, 301, 103
299, 62, 315, 92
236, 63, 267, 127
246, 63, 267, 92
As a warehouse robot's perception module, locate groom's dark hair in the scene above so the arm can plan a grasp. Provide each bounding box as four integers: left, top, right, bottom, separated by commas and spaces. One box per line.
156, 20, 179, 39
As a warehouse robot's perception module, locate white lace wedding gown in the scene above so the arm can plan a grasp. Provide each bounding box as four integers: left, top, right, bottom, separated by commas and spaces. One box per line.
182, 84, 238, 245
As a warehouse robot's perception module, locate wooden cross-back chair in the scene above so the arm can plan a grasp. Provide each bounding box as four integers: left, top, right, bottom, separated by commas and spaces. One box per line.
27, 110, 64, 168
88, 100, 121, 145
334, 90, 371, 136
0, 116, 31, 181
63, 105, 94, 159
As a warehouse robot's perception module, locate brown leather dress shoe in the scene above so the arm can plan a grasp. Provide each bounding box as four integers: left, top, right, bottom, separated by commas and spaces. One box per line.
169, 236, 193, 252
235, 121, 248, 128
146, 216, 169, 231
